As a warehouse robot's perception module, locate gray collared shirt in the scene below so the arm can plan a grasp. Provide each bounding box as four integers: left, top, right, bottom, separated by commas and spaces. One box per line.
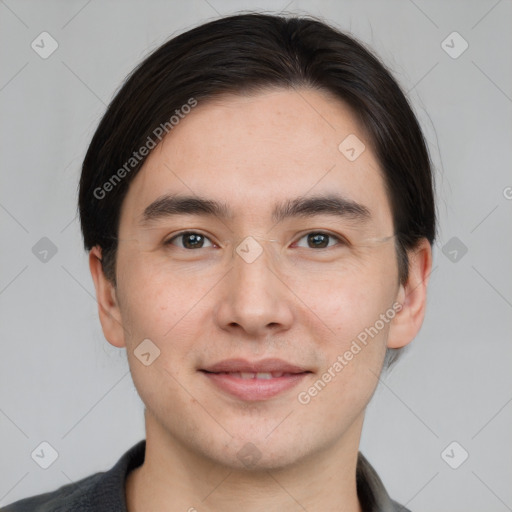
357, 452, 412, 511
3, 440, 411, 511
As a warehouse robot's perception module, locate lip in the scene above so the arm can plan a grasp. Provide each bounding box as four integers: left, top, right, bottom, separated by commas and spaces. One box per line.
202, 358, 309, 374
200, 358, 311, 401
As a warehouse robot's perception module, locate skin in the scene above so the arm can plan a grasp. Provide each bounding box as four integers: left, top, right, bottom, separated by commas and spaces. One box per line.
89, 87, 432, 512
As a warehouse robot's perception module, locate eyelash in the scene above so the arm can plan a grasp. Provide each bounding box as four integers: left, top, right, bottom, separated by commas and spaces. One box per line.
164, 231, 348, 250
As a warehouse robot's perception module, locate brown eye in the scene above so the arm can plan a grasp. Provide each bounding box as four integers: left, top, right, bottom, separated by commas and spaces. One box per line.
295, 232, 344, 249
166, 232, 213, 249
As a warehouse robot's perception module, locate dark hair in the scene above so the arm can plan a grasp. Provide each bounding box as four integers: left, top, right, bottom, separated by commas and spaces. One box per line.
79, 13, 436, 365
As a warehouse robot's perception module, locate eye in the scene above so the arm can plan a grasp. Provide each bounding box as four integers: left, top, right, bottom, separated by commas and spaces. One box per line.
294, 231, 346, 249
165, 231, 214, 249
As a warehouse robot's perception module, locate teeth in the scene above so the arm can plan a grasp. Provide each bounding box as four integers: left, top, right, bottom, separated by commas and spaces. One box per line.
232, 372, 284, 379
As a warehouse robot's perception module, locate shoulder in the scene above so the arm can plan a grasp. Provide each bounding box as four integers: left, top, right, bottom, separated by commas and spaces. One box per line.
357, 451, 413, 512
2, 440, 146, 512
390, 499, 412, 511
1, 471, 104, 512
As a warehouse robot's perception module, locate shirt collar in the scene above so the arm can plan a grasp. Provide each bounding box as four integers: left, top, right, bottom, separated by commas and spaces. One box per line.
93, 440, 408, 512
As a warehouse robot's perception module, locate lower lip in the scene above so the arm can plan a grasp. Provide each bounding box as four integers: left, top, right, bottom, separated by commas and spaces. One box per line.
201, 371, 309, 401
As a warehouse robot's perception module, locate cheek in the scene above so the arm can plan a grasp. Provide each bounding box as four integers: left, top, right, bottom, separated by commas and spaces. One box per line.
289, 259, 397, 340
291, 253, 398, 404
115, 247, 215, 341
116, 267, 204, 407
298, 284, 393, 418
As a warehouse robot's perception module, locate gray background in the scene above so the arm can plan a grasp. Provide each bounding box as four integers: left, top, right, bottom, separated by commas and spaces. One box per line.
1, 0, 511, 510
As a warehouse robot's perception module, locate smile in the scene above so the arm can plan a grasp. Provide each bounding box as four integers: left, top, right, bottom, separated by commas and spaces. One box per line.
200, 358, 312, 401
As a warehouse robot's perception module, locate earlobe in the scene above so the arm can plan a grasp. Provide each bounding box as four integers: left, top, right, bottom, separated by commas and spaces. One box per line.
387, 239, 433, 349
89, 246, 127, 348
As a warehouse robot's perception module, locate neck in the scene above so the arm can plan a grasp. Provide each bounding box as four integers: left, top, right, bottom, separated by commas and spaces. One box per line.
126, 412, 364, 512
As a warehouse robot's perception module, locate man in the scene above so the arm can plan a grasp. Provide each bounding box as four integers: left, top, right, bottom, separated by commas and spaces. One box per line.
4, 12, 434, 512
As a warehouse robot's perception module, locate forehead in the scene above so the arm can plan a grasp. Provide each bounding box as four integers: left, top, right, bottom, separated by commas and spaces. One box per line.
119, 88, 393, 232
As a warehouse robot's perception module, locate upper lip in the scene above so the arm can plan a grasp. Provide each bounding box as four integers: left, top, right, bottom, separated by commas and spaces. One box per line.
201, 358, 310, 374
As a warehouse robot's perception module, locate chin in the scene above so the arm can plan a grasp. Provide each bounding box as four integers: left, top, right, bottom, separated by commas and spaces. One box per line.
208, 430, 312, 472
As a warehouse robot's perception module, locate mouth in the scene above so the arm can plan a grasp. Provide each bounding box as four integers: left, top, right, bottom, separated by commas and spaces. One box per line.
199, 358, 312, 401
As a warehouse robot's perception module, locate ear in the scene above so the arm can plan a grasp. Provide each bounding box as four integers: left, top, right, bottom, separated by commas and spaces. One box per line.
387, 238, 433, 349
89, 246, 127, 348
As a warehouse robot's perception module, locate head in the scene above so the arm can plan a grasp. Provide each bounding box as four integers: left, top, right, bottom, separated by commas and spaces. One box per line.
80, 13, 435, 469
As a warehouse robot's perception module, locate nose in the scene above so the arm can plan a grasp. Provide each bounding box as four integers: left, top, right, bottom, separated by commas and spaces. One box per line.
214, 239, 295, 337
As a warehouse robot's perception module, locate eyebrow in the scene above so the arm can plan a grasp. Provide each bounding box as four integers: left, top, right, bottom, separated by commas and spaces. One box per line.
139, 193, 371, 226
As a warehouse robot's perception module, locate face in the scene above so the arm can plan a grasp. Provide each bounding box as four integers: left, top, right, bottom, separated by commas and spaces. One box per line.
94, 88, 423, 470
